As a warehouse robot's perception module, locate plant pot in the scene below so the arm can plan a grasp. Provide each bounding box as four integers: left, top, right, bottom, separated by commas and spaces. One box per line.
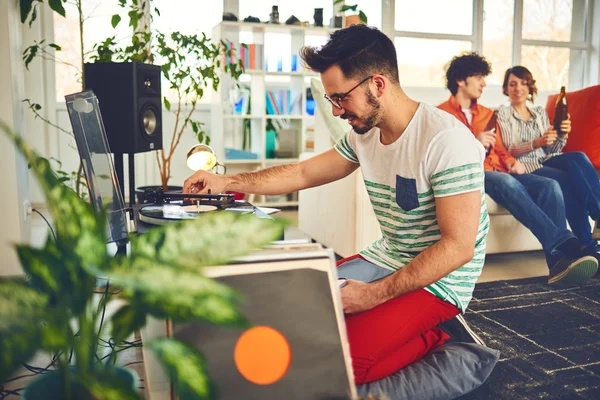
135, 185, 183, 204
344, 14, 362, 27
22, 367, 139, 400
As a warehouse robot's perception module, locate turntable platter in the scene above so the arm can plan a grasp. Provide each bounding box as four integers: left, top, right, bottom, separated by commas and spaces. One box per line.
138, 204, 217, 226
180, 205, 218, 213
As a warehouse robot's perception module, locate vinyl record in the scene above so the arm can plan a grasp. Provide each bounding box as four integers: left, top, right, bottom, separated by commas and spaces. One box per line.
138, 204, 216, 226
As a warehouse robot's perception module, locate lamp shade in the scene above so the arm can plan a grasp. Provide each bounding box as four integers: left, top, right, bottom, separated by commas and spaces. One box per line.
186, 144, 218, 171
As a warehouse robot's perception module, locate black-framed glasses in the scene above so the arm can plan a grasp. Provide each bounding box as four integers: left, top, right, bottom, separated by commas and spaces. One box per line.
323, 75, 373, 110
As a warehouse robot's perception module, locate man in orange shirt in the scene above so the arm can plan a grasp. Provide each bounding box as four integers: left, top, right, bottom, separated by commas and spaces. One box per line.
438, 53, 597, 285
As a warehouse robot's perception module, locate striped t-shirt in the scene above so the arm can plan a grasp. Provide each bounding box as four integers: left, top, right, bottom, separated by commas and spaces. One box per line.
335, 103, 489, 312
497, 104, 566, 173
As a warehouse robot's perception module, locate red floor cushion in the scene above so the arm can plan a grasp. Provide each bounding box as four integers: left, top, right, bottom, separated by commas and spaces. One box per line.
546, 85, 600, 168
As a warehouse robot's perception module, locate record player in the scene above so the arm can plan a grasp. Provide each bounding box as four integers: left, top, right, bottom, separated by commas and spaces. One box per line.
65, 90, 269, 237
136, 187, 268, 226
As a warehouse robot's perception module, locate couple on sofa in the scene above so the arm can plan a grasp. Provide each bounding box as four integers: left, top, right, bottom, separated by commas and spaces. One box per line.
183, 25, 600, 388
438, 53, 600, 284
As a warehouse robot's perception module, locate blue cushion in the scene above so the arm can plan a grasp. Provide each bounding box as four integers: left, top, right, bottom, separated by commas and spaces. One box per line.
356, 342, 499, 400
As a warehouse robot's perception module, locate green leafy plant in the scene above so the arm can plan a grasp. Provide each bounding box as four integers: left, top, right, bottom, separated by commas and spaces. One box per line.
20, 0, 90, 198
92, 1, 245, 191
0, 119, 284, 399
19, 0, 244, 193
334, 0, 368, 24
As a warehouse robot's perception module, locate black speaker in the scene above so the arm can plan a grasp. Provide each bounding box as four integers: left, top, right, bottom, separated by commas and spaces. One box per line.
83, 62, 162, 154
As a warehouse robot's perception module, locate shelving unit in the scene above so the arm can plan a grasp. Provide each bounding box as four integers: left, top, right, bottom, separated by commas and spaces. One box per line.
212, 21, 332, 207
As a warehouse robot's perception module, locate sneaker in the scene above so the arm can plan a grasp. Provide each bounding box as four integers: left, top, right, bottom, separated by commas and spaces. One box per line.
548, 255, 598, 285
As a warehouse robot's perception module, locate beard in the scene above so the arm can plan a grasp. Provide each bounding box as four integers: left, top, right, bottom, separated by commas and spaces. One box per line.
341, 91, 383, 135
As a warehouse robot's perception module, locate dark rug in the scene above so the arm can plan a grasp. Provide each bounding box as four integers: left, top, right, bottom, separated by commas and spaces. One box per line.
459, 276, 600, 400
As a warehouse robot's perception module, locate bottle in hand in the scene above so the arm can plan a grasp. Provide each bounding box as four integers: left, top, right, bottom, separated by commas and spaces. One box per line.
554, 86, 568, 137
483, 111, 498, 156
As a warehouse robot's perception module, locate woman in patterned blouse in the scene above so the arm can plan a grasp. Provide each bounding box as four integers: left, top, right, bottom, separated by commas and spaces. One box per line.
497, 65, 600, 251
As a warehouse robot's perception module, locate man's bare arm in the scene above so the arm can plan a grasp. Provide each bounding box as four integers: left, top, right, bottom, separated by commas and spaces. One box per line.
226, 148, 359, 195
371, 190, 481, 301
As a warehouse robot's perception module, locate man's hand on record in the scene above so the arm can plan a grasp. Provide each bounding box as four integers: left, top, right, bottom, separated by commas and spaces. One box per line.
183, 170, 229, 196
340, 280, 384, 314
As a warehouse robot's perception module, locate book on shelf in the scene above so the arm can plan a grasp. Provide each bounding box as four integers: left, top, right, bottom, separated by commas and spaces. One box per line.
266, 90, 302, 115
223, 40, 264, 70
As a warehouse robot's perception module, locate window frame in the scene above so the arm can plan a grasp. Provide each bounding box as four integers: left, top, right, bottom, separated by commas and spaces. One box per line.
382, 0, 595, 89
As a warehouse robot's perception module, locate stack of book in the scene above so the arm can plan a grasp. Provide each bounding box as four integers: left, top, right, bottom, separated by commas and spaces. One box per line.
266, 90, 302, 115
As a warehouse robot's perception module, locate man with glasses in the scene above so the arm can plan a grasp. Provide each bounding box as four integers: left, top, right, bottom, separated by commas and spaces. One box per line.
184, 25, 487, 384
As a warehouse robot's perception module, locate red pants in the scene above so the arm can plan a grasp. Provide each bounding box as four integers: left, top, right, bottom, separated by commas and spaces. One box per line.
338, 255, 460, 384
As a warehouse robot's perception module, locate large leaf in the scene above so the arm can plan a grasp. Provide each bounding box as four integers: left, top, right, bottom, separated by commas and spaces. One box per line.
0, 280, 46, 381
0, 323, 42, 382
19, 0, 34, 23
110, 304, 146, 344
130, 212, 285, 268
97, 258, 248, 326
16, 243, 63, 295
83, 369, 141, 400
150, 338, 215, 400
48, 0, 66, 18
133, 288, 248, 326
0, 280, 48, 327
0, 121, 108, 271
16, 238, 96, 314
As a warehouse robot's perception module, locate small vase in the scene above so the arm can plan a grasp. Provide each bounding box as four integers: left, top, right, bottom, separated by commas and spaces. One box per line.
313, 8, 323, 27
345, 14, 362, 27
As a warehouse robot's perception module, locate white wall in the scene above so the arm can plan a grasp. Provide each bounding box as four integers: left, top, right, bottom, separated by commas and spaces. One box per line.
0, 0, 30, 276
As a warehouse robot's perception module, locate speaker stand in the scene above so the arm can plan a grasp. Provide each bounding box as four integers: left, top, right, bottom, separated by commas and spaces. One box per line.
114, 153, 136, 208
128, 152, 136, 208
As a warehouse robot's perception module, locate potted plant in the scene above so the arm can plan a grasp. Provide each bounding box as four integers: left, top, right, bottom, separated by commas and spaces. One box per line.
0, 120, 284, 399
19, 0, 244, 197
334, 0, 368, 26
92, 1, 245, 192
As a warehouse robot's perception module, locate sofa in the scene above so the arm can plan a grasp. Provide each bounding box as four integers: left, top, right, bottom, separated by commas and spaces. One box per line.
299, 84, 600, 258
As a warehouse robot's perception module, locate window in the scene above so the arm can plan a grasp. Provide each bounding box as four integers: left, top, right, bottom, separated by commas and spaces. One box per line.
395, 38, 472, 87
54, 0, 129, 101
521, 46, 585, 90
522, 0, 587, 42
395, 0, 472, 35
354, 0, 382, 29
482, 0, 514, 85
386, 0, 593, 91
518, 0, 589, 90
390, 0, 476, 87
152, 0, 223, 37
54, 0, 223, 102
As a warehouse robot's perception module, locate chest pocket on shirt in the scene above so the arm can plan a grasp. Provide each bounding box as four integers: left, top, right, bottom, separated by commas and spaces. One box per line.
395, 175, 420, 211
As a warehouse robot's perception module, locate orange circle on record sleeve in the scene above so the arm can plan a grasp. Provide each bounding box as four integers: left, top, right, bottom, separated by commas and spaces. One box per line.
234, 326, 291, 385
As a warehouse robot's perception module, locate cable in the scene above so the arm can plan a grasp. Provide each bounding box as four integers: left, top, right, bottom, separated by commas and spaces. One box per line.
31, 208, 56, 242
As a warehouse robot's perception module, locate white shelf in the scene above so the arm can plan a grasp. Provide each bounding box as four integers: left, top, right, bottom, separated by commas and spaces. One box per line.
220, 20, 334, 36
265, 115, 303, 120
223, 114, 263, 119
214, 21, 323, 210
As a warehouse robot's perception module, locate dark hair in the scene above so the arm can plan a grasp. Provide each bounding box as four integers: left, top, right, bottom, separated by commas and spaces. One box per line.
502, 66, 538, 102
444, 52, 491, 95
300, 25, 400, 84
